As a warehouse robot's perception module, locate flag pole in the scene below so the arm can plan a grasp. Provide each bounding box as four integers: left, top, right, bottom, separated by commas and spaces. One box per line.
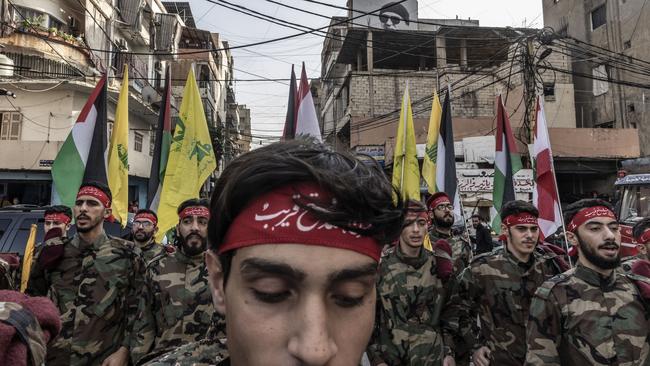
400, 82, 409, 196
537, 96, 573, 268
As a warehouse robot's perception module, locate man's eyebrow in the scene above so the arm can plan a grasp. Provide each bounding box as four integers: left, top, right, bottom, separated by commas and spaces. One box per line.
327, 263, 378, 284
240, 258, 306, 282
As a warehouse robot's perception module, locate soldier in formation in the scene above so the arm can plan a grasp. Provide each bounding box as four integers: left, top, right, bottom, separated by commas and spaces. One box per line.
131, 208, 166, 264
526, 199, 650, 365
368, 199, 454, 366
130, 199, 217, 364
144, 138, 404, 365
427, 192, 472, 274
621, 217, 650, 272
442, 200, 566, 366
26, 182, 145, 366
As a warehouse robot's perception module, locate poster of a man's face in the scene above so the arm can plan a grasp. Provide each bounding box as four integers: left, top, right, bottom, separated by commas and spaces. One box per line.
351, 0, 418, 31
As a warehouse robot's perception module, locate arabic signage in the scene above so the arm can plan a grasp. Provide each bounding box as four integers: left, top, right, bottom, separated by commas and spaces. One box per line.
458, 169, 534, 193
354, 145, 385, 166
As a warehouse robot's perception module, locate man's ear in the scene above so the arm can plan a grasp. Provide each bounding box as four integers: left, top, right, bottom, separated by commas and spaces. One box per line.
104, 207, 112, 219
566, 231, 579, 247
500, 224, 508, 236
205, 249, 226, 315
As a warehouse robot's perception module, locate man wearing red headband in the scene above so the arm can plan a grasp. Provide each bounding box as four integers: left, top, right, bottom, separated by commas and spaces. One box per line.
144, 138, 404, 366
26, 181, 145, 366
130, 209, 165, 264
527, 199, 650, 365
427, 192, 472, 274
368, 200, 455, 366
620, 218, 650, 273
443, 200, 566, 366
130, 198, 218, 364
43, 205, 73, 237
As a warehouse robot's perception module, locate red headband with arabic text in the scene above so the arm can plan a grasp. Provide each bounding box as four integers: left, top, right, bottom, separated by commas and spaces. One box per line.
179, 206, 211, 220
44, 213, 71, 225
427, 193, 451, 210
503, 213, 538, 227
567, 206, 616, 233
134, 212, 158, 226
218, 183, 381, 261
77, 186, 111, 208
638, 230, 650, 245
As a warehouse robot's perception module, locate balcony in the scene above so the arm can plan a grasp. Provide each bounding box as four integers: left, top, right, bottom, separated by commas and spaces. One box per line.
112, 51, 150, 91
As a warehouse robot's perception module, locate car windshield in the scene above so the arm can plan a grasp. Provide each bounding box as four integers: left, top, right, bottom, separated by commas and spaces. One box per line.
619, 185, 650, 223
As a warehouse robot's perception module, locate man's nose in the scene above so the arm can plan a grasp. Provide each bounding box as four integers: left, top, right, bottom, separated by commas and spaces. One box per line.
287, 295, 338, 365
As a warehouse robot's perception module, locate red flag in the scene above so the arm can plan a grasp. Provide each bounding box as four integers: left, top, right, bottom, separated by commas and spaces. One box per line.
533, 96, 563, 240
295, 62, 322, 141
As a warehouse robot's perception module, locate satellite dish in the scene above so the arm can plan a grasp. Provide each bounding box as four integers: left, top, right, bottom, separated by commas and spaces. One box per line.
141, 85, 160, 104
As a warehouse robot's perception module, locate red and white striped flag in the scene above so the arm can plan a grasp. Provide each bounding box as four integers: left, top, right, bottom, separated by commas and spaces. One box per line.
533, 96, 563, 240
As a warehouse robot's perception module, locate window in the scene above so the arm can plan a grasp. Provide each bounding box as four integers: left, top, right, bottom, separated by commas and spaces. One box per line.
134, 132, 143, 152
0, 111, 22, 140
591, 5, 606, 30
592, 64, 609, 96
149, 133, 155, 156
0, 219, 10, 243
6, 218, 44, 254
543, 83, 556, 101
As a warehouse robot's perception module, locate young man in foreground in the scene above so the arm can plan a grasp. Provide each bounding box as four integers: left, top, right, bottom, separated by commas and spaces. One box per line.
146, 138, 404, 365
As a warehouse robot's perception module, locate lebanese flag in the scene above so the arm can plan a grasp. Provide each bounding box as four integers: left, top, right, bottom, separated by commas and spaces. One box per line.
533, 96, 563, 240
52, 75, 109, 207
491, 95, 522, 233
295, 62, 322, 141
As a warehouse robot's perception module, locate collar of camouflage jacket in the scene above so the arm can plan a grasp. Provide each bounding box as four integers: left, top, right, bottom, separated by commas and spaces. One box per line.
575, 264, 617, 290
175, 248, 206, 265
70, 231, 109, 252
503, 246, 538, 271
395, 245, 429, 269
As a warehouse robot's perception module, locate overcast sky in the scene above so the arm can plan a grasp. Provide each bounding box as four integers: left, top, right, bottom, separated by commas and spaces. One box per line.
188, 0, 543, 147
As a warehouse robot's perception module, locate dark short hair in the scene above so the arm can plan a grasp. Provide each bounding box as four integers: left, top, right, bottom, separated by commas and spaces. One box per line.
208, 138, 404, 278
563, 198, 615, 225
79, 181, 112, 202
500, 200, 539, 220
406, 199, 426, 213
177, 198, 210, 215
44, 205, 72, 219
471, 214, 483, 220
633, 218, 650, 240
135, 208, 158, 221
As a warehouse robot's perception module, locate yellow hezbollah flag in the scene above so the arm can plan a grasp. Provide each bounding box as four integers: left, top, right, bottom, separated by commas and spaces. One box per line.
422, 90, 442, 194
156, 68, 217, 242
20, 224, 37, 292
108, 65, 130, 227
392, 84, 420, 203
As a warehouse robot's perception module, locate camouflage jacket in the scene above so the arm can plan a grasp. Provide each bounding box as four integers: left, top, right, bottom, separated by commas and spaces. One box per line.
526, 264, 650, 366
621, 253, 648, 273
26, 232, 145, 366
442, 246, 564, 365
138, 240, 166, 265
429, 229, 472, 274
142, 315, 228, 366
130, 248, 216, 364
367, 246, 448, 366
0, 301, 47, 366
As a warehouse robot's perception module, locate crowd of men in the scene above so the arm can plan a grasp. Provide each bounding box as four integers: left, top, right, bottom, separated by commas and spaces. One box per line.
0, 138, 650, 366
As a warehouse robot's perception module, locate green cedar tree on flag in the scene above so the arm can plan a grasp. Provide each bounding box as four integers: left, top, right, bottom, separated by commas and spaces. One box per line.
491, 95, 523, 233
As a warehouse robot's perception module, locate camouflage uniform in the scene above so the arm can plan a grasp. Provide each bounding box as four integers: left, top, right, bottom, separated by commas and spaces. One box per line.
0, 301, 47, 366
526, 264, 650, 365
138, 240, 166, 265
26, 232, 144, 366
442, 246, 564, 365
0, 258, 13, 290
142, 314, 228, 366
621, 253, 648, 273
130, 249, 217, 364
367, 246, 448, 366
429, 229, 472, 274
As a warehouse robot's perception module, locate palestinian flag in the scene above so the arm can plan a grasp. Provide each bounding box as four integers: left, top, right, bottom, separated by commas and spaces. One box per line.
148, 67, 172, 211
491, 95, 523, 232
51, 75, 109, 207
281, 65, 298, 140
435, 91, 461, 218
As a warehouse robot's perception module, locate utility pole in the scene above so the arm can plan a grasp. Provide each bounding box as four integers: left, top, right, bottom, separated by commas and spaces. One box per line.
522, 37, 537, 146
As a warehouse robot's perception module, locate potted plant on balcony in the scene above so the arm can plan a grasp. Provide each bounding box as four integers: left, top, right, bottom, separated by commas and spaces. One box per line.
48, 27, 57, 36
20, 15, 45, 32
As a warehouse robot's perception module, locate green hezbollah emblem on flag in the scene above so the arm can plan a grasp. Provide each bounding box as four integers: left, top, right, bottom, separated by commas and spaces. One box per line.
155, 68, 217, 242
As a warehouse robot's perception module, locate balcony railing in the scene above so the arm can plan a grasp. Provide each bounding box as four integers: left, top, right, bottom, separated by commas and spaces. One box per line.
113, 51, 150, 90
3, 51, 82, 79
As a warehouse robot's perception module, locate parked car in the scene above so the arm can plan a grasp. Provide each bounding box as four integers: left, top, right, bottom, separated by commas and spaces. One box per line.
0, 205, 131, 255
